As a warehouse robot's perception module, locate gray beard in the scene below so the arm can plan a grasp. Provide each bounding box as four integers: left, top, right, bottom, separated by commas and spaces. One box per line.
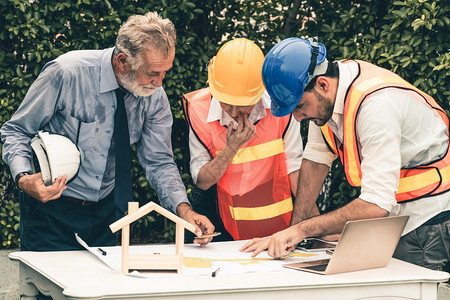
119, 70, 157, 97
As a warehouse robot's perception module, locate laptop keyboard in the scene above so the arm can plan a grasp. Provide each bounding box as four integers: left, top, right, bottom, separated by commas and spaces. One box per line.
304, 264, 328, 271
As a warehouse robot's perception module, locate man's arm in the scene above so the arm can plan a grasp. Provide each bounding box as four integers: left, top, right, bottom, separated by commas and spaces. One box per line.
283, 114, 303, 196
1, 62, 62, 180
138, 88, 193, 213
196, 114, 255, 190
290, 120, 337, 224
294, 198, 389, 238
242, 198, 389, 258
1, 62, 68, 202
288, 170, 299, 195
137, 89, 215, 244
290, 159, 329, 225
195, 139, 238, 190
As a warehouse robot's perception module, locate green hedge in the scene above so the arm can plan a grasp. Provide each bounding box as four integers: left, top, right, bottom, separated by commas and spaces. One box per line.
1, 0, 448, 248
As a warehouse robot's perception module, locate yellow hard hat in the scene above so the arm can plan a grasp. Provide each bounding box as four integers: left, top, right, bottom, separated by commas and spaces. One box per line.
208, 38, 265, 106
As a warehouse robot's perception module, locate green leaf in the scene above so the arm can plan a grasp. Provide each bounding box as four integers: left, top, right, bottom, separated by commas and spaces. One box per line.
411, 18, 425, 30
40, 24, 50, 33
18, 2, 26, 12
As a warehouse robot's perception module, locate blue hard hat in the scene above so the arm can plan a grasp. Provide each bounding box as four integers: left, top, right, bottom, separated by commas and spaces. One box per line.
262, 37, 327, 117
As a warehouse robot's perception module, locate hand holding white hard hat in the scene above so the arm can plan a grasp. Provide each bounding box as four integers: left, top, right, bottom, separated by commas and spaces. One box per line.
30, 131, 84, 185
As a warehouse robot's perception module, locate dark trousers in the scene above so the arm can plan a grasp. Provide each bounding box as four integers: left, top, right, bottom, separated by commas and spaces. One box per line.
20, 192, 118, 299
185, 185, 234, 243
393, 212, 450, 273
20, 191, 117, 251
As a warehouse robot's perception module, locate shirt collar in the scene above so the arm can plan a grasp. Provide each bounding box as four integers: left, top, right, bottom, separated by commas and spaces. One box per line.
100, 47, 119, 94
206, 90, 270, 128
331, 61, 359, 116
323, 61, 359, 141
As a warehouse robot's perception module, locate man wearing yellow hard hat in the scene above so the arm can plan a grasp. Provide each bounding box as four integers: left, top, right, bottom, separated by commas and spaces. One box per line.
182, 38, 303, 241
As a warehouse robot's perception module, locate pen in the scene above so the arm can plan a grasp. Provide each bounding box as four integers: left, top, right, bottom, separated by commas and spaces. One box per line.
195, 232, 222, 239
98, 248, 107, 256
211, 267, 220, 277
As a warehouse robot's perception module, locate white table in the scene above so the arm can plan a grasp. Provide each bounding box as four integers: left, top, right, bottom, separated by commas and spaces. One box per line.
10, 243, 449, 300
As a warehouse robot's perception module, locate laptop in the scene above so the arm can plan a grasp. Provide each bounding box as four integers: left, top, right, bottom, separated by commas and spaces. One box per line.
283, 215, 409, 275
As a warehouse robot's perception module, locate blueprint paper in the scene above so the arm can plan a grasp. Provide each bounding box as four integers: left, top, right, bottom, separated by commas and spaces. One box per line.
75, 233, 330, 278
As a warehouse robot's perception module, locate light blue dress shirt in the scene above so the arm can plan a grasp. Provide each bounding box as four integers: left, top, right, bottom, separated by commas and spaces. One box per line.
1, 47, 188, 213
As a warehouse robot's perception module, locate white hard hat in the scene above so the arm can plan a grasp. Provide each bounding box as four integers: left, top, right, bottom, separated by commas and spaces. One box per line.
30, 131, 84, 185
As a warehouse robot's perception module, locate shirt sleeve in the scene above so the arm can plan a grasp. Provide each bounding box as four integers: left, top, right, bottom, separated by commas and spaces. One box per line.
302, 121, 338, 167
189, 128, 212, 184
1, 62, 63, 179
357, 90, 403, 212
283, 115, 303, 174
137, 88, 190, 214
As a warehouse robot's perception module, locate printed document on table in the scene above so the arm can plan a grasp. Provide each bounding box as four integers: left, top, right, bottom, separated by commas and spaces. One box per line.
75, 233, 330, 278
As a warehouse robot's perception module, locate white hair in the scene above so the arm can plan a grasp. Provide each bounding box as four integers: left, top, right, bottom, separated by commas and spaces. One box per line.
114, 12, 176, 70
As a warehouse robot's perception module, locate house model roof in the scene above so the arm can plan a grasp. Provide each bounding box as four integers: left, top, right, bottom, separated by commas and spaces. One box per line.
110, 201, 196, 234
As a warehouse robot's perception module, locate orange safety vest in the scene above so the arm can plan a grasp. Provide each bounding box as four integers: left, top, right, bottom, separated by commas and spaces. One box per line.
321, 60, 450, 202
182, 88, 293, 240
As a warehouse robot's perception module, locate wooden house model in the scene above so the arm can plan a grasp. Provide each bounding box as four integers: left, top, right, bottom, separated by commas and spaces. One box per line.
109, 201, 196, 274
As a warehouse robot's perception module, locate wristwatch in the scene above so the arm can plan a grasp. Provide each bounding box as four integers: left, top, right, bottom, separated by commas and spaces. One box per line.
15, 171, 31, 190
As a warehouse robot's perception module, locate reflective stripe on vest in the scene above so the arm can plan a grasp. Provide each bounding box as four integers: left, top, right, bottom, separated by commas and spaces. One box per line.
320, 60, 450, 202
182, 88, 293, 239
229, 197, 293, 221
216, 138, 284, 165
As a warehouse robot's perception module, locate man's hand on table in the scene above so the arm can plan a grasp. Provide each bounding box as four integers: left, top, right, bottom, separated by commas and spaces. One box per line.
240, 225, 304, 258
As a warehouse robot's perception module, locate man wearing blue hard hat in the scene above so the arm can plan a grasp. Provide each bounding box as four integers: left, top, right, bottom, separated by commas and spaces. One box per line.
241, 37, 450, 272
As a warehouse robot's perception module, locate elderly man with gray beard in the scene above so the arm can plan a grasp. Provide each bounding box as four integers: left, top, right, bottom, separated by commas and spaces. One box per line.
1, 12, 214, 257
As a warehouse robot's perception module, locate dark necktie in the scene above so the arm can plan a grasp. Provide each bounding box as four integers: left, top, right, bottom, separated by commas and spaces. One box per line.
114, 87, 132, 219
